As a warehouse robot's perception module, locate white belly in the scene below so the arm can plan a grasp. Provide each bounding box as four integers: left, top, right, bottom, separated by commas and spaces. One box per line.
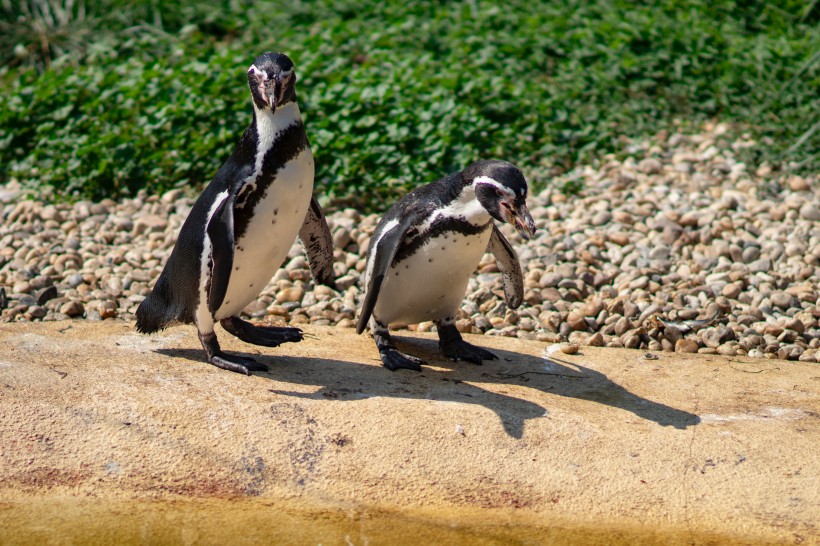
374, 227, 492, 326
214, 148, 314, 319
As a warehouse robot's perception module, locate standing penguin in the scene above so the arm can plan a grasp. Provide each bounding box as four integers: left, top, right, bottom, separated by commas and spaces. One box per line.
136, 52, 335, 375
356, 160, 536, 371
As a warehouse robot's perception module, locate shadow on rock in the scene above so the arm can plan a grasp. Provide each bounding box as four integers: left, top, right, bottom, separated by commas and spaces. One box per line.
156, 335, 699, 439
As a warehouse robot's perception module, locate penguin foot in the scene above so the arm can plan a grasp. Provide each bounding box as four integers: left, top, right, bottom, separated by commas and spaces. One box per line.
221, 316, 303, 347
379, 348, 425, 372
199, 329, 268, 375
440, 340, 497, 365
210, 352, 269, 375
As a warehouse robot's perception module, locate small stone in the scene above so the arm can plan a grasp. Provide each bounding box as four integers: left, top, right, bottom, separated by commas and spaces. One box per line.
608, 232, 630, 246
242, 300, 268, 318
770, 292, 795, 310
702, 326, 735, 348
36, 285, 59, 305
60, 301, 85, 317
133, 215, 169, 235
787, 176, 809, 192
586, 332, 604, 347
560, 342, 580, 355
747, 258, 772, 274
798, 350, 816, 363
591, 211, 612, 226
12, 281, 31, 294
741, 246, 760, 264
336, 318, 355, 328
638, 158, 663, 174
566, 311, 588, 331
716, 344, 737, 356
334, 274, 358, 291
275, 286, 304, 304
27, 306, 47, 319
799, 203, 820, 221
721, 282, 742, 299
675, 339, 699, 353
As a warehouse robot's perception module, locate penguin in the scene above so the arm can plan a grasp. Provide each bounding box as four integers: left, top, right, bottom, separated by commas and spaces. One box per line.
356, 159, 536, 371
136, 52, 335, 375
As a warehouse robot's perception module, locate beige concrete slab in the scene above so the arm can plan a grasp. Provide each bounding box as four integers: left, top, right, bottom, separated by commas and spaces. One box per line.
0, 321, 817, 545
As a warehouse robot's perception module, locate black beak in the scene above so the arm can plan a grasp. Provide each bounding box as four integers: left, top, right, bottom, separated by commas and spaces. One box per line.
510, 203, 537, 240
268, 71, 292, 110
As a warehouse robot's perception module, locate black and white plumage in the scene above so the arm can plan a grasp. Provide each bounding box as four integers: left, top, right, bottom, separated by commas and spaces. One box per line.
136, 52, 335, 375
356, 160, 536, 371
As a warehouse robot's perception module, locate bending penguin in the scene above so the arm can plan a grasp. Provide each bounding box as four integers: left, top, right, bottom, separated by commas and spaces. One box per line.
356, 160, 536, 371
136, 52, 335, 375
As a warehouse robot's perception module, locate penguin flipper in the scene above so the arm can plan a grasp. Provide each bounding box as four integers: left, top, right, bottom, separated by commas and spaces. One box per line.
299, 197, 337, 288
356, 216, 418, 334
487, 224, 524, 309
206, 193, 236, 315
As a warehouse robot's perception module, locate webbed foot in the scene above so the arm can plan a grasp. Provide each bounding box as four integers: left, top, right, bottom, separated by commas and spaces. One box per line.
436, 319, 497, 365
199, 330, 268, 375
379, 348, 425, 372
210, 352, 269, 375
440, 339, 497, 365
221, 316, 303, 347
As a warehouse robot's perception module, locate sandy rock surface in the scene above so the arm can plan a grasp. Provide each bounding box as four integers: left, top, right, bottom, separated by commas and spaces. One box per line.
0, 321, 817, 544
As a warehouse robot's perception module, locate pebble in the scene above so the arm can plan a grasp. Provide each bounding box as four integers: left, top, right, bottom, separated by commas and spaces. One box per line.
0, 128, 818, 362
560, 342, 580, 355
675, 339, 700, 353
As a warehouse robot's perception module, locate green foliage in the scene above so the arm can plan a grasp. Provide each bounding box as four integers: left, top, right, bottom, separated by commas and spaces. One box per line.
1, 0, 818, 209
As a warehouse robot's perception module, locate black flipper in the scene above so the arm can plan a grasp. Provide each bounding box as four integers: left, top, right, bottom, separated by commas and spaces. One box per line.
206, 194, 236, 315
436, 320, 497, 365
356, 215, 420, 335
299, 197, 337, 289
487, 224, 524, 309
220, 316, 303, 347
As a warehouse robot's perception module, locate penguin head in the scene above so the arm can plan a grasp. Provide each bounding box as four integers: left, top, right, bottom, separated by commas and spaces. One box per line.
247, 52, 297, 112
469, 160, 537, 240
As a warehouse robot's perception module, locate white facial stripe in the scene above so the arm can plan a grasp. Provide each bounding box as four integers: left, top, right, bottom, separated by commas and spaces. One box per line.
423, 183, 490, 231
473, 176, 515, 200
238, 101, 302, 207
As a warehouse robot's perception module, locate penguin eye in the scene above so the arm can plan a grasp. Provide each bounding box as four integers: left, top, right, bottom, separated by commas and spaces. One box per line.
494, 188, 505, 198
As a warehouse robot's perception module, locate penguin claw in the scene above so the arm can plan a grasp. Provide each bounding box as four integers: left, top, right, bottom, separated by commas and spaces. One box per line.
440, 340, 497, 365
210, 352, 269, 375
221, 317, 303, 347
379, 348, 425, 372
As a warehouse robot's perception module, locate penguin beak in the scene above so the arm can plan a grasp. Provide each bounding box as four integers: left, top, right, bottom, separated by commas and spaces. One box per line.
502, 201, 537, 240
267, 70, 292, 110
265, 79, 278, 111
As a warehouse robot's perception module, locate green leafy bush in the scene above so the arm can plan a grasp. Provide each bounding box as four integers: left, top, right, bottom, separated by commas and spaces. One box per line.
1, 0, 818, 209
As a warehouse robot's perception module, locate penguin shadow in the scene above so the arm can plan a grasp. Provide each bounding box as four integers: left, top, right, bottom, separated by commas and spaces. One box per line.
157, 337, 699, 439
390, 335, 700, 432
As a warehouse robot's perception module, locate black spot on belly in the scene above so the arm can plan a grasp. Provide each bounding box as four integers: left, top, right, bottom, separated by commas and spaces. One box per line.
274, 208, 279, 215
393, 218, 489, 265
428, 258, 433, 262
234, 122, 308, 240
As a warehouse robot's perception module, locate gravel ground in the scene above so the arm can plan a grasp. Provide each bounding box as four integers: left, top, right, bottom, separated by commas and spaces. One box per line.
1, 123, 818, 361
